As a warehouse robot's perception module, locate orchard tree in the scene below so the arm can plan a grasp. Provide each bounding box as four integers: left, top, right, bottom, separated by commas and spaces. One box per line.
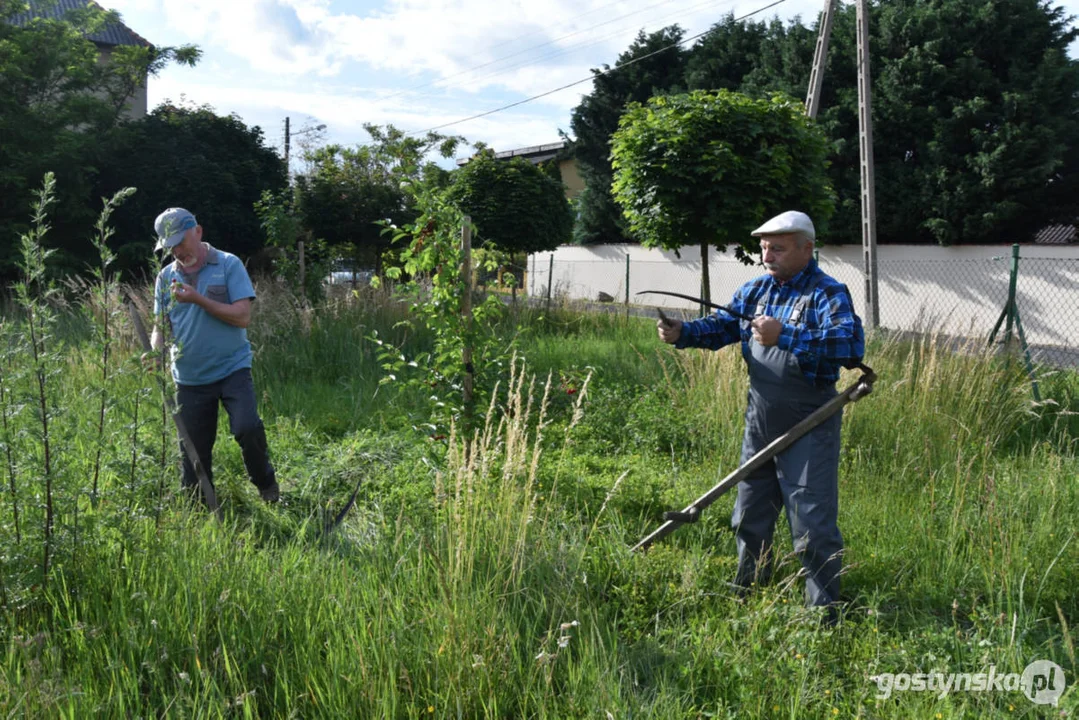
445, 149, 572, 254
610, 90, 834, 303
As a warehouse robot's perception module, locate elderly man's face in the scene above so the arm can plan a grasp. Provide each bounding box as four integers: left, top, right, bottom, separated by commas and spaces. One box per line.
171, 225, 204, 268
760, 233, 814, 282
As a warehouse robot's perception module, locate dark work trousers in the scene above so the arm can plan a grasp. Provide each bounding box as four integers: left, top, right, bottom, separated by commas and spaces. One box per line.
175, 368, 276, 494
731, 339, 844, 608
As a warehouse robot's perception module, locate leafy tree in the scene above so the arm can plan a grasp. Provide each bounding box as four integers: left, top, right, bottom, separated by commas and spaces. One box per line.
867, 0, 1079, 244
294, 124, 462, 272
93, 101, 287, 275
580, 0, 1079, 246
0, 0, 199, 279
445, 149, 572, 254
568, 26, 687, 245
610, 90, 834, 303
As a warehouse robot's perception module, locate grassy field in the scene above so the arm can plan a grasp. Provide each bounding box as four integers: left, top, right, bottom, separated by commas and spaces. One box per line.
0, 281, 1076, 718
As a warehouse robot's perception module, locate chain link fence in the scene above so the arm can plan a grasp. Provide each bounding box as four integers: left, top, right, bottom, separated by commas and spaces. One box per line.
526, 246, 1079, 367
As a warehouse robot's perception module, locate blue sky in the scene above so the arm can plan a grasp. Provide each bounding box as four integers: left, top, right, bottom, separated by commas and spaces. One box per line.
98, 0, 1079, 172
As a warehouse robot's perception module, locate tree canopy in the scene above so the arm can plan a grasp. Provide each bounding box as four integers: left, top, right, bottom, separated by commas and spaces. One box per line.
569, 0, 1079, 246
445, 149, 573, 255
293, 124, 462, 271
611, 90, 834, 301
93, 102, 287, 275
0, 0, 200, 279
611, 90, 834, 258
568, 26, 687, 245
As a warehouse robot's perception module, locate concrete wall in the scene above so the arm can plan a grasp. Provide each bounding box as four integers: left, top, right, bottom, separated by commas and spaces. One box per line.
527, 244, 1079, 354
558, 158, 584, 200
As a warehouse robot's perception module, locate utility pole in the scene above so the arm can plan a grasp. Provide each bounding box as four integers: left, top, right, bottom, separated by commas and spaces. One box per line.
283, 116, 291, 176
804, 0, 836, 119
804, 0, 880, 330
856, 0, 880, 329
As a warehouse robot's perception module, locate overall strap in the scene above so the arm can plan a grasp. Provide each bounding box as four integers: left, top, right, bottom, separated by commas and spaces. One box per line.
789, 270, 825, 325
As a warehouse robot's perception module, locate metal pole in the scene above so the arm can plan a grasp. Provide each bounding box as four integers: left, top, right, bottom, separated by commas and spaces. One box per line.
805, 0, 837, 119
546, 254, 553, 312
283, 116, 290, 174
625, 253, 630, 312
461, 218, 474, 412
856, 0, 880, 330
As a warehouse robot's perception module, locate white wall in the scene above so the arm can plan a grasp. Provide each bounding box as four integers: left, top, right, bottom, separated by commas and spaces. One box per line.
527, 244, 1079, 353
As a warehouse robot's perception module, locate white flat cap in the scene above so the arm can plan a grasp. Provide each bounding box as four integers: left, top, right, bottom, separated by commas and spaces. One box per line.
751, 211, 815, 241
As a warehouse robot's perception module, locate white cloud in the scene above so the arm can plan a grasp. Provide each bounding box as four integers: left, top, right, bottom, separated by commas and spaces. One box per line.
147, 0, 812, 90
114, 0, 1079, 156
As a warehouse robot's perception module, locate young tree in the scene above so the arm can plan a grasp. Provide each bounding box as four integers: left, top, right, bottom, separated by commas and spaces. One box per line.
610, 90, 834, 303
445, 150, 572, 254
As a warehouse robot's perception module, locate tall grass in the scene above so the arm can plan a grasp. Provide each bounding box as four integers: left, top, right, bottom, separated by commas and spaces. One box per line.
0, 272, 1075, 716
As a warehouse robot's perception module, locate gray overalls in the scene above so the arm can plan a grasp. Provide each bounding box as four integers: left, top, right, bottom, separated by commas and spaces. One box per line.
731, 275, 844, 607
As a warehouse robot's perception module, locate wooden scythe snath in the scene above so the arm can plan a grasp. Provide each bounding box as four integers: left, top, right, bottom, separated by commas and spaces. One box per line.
126, 293, 222, 521
631, 362, 875, 552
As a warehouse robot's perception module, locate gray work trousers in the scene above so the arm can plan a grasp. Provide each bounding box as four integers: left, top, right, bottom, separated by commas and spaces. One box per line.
176, 368, 276, 494
731, 340, 844, 607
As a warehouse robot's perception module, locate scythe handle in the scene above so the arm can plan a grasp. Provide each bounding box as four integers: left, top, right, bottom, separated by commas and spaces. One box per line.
127, 295, 222, 520
632, 364, 876, 552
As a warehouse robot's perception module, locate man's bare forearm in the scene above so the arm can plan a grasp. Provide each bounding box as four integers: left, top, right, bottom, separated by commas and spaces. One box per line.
197, 297, 251, 328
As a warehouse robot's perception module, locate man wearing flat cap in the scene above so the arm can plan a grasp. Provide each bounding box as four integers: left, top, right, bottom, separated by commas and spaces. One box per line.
149, 207, 279, 504
657, 210, 864, 617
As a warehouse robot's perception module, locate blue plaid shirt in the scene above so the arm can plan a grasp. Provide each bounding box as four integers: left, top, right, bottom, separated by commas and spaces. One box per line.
675, 259, 865, 387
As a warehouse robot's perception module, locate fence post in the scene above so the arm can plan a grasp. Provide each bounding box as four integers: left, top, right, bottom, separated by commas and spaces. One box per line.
461, 217, 473, 414
987, 243, 1041, 401
625, 253, 630, 315
546, 254, 553, 312
1005, 243, 1019, 344
298, 238, 305, 302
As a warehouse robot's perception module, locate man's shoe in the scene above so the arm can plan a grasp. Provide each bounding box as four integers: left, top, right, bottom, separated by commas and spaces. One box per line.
259, 483, 281, 503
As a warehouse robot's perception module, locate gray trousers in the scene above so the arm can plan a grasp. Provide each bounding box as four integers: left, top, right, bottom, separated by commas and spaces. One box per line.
176, 368, 276, 493
731, 342, 844, 607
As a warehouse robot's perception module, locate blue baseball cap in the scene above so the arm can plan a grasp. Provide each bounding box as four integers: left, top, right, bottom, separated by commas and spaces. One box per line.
154, 207, 197, 251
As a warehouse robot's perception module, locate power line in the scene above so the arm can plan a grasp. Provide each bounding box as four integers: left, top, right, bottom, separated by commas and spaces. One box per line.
408, 0, 787, 135
390, 0, 734, 101
411, 0, 739, 101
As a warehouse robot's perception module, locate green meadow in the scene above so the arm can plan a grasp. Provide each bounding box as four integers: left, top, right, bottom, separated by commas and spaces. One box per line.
0, 280, 1076, 718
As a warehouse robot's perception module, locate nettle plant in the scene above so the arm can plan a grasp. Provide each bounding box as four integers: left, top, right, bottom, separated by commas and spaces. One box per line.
373, 190, 511, 438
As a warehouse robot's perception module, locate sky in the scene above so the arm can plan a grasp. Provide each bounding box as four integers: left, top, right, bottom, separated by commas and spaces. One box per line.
97, 0, 1079, 171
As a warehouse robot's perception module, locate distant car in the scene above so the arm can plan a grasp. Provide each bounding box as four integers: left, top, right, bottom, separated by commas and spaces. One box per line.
325, 267, 374, 286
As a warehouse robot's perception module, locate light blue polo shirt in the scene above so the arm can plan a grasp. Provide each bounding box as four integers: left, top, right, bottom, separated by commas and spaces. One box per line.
153, 244, 256, 386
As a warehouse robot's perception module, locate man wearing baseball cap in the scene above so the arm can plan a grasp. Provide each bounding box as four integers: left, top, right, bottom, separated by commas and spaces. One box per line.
657, 210, 864, 620
149, 207, 279, 503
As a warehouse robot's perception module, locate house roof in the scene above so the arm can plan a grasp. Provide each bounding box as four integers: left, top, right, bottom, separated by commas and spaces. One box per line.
457, 140, 567, 166
1033, 224, 1077, 244
8, 0, 153, 48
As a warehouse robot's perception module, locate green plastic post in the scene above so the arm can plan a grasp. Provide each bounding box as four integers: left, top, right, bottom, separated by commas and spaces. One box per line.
1005, 244, 1019, 345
